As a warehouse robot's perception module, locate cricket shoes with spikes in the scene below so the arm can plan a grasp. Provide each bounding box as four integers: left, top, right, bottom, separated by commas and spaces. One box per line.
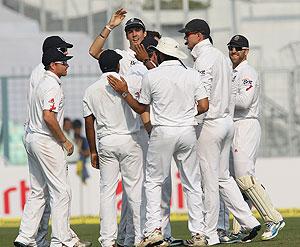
217, 229, 242, 244
261, 220, 285, 241
136, 228, 164, 247
229, 224, 261, 243
183, 233, 208, 246
159, 237, 184, 247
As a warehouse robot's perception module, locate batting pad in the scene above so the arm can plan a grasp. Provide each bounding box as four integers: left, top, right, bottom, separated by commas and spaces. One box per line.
236, 175, 282, 223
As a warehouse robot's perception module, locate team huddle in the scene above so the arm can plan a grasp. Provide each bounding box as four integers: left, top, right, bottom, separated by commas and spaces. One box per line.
14, 7, 284, 247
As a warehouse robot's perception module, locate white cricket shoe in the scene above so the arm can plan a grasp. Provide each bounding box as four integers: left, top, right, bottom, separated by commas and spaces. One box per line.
183, 233, 208, 246
73, 240, 93, 246
261, 220, 285, 241
136, 228, 164, 247
159, 237, 183, 247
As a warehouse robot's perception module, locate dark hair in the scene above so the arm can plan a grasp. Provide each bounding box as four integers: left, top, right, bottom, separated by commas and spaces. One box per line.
147, 30, 162, 39
72, 119, 82, 129
44, 65, 51, 71
157, 51, 178, 65
64, 117, 71, 123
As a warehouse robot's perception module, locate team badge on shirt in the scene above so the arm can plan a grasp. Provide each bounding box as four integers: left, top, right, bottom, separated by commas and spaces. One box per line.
198, 70, 206, 75
130, 60, 137, 66
242, 78, 253, 91
48, 98, 56, 111
135, 89, 141, 100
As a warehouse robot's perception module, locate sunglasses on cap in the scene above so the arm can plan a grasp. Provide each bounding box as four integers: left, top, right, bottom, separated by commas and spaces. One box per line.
228, 46, 248, 51
55, 61, 69, 66
184, 31, 199, 39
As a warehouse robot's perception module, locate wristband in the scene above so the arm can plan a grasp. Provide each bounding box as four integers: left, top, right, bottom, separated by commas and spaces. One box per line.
121, 91, 129, 98
99, 33, 106, 39
105, 25, 112, 31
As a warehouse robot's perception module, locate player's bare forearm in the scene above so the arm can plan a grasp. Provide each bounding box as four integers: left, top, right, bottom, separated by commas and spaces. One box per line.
107, 75, 147, 114
197, 97, 209, 115
85, 115, 97, 154
141, 107, 152, 134
43, 110, 67, 144
85, 114, 99, 169
89, 8, 127, 59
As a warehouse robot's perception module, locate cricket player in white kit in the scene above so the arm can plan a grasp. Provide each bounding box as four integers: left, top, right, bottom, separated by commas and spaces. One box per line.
89, 10, 149, 246
107, 37, 209, 247
179, 20, 261, 245
14, 48, 91, 247
89, 9, 179, 246
22, 37, 74, 247
125, 35, 184, 247
83, 50, 144, 247
224, 35, 285, 241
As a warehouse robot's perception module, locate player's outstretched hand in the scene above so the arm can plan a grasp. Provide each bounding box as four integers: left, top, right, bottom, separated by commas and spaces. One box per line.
107, 75, 129, 95
63, 139, 74, 156
108, 8, 127, 29
90, 152, 99, 169
134, 44, 149, 62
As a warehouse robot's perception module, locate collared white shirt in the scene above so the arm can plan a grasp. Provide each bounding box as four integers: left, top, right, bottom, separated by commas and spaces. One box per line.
191, 39, 233, 120
232, 60, 259, 121
28, 70, 64, 136
83, 72, 141, 141
115, 48, 142, 76
25, 63, 45, 130
138, 60, 208, 126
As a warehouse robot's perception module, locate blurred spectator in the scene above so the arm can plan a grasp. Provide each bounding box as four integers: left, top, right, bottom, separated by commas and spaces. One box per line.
73, 119, 90, 183
63, 117, 79, 163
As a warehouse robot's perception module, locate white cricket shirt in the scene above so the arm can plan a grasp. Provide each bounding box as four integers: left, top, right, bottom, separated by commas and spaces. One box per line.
138, 60, 208, 126
232, 60, 259, 121
83, 72, 141, 141
28, 70, 64, 136
25, 63, 45, 130
115, 48, 141, 76
191, 39, 233, 120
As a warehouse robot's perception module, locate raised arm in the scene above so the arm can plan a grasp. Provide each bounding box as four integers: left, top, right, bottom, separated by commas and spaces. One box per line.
89, 8, 127, 59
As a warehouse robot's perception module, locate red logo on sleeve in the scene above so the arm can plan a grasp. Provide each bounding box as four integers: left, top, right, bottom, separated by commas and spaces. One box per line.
48, 98, 56, 111
242, 78, 253, 91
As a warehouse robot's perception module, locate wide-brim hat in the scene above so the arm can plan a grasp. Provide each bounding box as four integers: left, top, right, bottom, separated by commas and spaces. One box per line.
150, 37, 187, 59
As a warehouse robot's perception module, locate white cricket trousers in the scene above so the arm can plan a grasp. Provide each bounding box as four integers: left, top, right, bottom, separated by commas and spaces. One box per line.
197, 116, 259, 245
15, 132, 78, 247
144, 126, 205, 236
98, 134, 144, 247
117, 128, 148, 246
117, 128, 173, 244
231, 119, 261, 177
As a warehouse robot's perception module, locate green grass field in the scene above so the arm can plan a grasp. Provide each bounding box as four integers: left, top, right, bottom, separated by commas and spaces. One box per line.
1, 217, 299, 247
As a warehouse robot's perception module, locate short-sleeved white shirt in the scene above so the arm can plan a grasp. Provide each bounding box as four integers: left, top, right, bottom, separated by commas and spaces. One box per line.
28, 71, 64, 136
138, 60, 208, 126
83, 72, 141, 140
191, 39, 233, 120
232, 60, 259, 120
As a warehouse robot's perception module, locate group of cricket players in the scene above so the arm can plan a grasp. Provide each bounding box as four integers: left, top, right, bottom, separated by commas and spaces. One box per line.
14, 7, 285, 247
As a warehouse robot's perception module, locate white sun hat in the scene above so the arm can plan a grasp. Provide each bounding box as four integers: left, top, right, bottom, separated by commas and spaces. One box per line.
151, 37, 188, 59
